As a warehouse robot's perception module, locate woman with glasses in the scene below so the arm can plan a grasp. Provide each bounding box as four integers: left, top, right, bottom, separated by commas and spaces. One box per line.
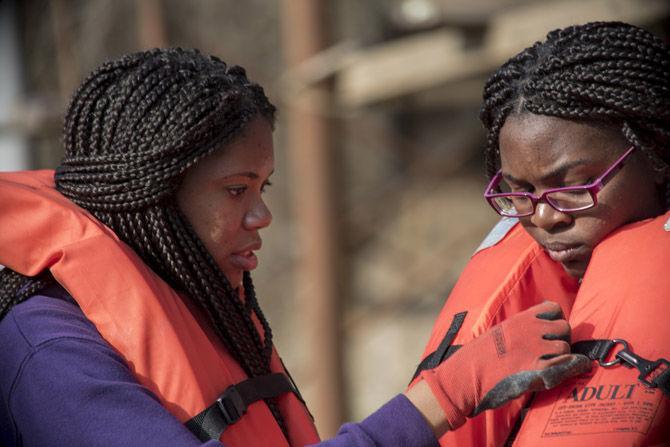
412, 21, 670, 446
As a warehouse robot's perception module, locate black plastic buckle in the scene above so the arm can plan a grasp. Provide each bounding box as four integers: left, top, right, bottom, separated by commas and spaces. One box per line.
216, 386, 247, 425
599, 339, 670, 389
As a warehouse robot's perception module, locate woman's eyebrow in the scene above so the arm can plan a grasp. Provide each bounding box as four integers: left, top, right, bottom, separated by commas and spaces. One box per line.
502, 159, 591, 184
220, 170, 274, 180
501, 172, 525, 184
536, 159, 590, 182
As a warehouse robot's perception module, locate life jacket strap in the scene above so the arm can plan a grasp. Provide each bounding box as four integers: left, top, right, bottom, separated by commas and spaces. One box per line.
572, 339, 670, 397
410, 311, 467, 382
186, 372, 298, 442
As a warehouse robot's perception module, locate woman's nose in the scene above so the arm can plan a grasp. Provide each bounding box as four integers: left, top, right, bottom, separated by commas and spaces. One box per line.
244, 198, 273, 230
530, 202, 572, 231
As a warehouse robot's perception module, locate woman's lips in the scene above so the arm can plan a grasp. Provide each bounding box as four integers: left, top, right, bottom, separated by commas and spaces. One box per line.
230, 250, 259, 271
543, 243, 586, 263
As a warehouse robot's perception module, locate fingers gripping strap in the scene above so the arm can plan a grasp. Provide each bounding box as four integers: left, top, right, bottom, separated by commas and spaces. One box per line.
472, 354, 592, 416
411, 311, 467, 382
186, 373, 297, 442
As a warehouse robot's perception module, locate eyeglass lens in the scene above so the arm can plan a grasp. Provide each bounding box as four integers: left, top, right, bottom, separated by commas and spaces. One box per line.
492, 189, 595, 216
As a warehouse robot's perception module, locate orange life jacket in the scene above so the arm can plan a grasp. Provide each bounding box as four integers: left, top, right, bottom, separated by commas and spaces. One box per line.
0, 170, 321, 447
412, 215, 670, 446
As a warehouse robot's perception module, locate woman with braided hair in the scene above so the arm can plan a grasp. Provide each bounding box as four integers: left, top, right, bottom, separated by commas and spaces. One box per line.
413, 21, 670, 446
0, 48, 587, 446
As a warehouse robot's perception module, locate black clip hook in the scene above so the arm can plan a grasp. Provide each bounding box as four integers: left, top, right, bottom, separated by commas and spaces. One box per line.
599, 339, 670, 388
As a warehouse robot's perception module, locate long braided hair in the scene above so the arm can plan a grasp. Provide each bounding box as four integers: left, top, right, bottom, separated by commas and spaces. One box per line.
480, 21, 670, 207
0, 48, 290, 434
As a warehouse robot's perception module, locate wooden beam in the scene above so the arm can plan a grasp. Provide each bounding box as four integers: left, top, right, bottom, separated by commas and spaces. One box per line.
337, 0, 669, 107
50, 0, 80, 103
487, 0, 670, 59
280, 0, 345, 438
137, 0, 168, 49
435, 0, 535, 25
338, 29, 490, 107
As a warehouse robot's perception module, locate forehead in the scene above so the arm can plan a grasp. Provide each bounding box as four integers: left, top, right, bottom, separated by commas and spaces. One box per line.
498, 113, 625, 174
189, 117, 275, 179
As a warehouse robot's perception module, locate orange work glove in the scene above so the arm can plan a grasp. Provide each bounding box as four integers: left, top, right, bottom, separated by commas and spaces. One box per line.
419, 301, 591, 431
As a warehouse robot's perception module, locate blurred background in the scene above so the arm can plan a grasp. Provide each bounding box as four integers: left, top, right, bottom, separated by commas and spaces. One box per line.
1, 0, 668, 438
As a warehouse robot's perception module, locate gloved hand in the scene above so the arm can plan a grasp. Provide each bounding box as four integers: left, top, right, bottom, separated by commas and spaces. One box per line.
419, 300, 591, 431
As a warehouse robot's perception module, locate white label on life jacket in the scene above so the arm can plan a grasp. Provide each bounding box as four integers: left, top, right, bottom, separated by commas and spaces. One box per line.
473, 217, 518, 256
541, 378, 662, 438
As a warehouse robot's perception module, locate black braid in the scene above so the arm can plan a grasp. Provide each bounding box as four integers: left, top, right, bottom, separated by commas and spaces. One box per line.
480, 21, 670, 208
0, 269, 55, 321
0, 48, 291, 437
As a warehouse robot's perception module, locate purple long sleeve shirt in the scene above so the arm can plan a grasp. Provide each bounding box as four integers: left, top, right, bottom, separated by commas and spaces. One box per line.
0, 285, 438, 447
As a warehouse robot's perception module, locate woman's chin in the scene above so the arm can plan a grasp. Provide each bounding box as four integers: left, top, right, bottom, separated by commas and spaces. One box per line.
224, 269, 244, 289
561, 259, 589, 279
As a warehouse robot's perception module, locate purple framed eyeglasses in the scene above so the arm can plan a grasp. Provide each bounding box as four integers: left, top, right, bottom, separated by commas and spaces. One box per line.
484, 145, 636, 217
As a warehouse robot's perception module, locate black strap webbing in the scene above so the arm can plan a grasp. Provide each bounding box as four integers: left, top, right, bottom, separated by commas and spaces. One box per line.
572, 339, 670, 397
411, 311, 467, 382
571, 339, 616, 362
186, 372, 297, 442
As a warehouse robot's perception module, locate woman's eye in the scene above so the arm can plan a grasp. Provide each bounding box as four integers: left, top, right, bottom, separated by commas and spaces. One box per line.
227, 186, 247, 197
510, 184, 533, 193
261, 181, 273, 193
502, 179, 533, 193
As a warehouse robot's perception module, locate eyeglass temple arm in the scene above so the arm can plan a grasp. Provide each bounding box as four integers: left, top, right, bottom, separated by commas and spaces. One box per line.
484, 171, 504, 195
597, 145, 636, 188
